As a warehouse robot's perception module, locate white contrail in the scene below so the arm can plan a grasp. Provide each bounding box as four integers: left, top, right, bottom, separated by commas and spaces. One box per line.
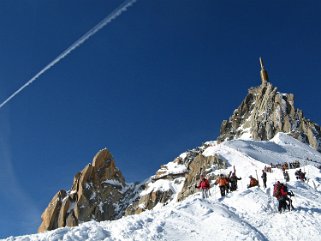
0, 0, 137, 109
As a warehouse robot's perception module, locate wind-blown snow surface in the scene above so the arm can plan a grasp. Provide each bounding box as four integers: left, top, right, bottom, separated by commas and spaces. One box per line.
4, 133, 321, 241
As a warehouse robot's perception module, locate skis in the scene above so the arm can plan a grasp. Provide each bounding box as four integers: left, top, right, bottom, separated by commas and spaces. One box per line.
255, 170, 260, 187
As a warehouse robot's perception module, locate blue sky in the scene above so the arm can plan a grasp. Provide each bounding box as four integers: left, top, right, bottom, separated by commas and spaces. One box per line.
0, 0, 321, 238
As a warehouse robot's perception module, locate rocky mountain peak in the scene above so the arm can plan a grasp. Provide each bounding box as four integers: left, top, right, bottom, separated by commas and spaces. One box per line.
217, 59, 321, 152
38, 58, 321, 233
38, 148, 128, 232
125, 59, 321, 215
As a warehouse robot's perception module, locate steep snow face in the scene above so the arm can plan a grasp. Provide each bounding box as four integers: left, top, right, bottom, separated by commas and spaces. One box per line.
204, 132, 321, 173
5, 133, 321, 241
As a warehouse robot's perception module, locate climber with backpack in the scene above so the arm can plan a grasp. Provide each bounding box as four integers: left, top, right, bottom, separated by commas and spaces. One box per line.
295, 169, 307, 181
247, 175, 258, 188
230, 172, 242, 191
215, 174, 228, 197
195, 175, 210, 199
273, 181, 289, 213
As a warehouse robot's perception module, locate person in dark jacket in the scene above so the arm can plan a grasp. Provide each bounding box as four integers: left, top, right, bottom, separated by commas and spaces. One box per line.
261, 170, 267, 188
295, 169, 306, 181
225, 172, 232, 194
229, 172, 242, 191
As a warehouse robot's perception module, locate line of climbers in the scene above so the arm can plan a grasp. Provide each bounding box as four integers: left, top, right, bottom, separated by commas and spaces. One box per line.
265, 164, 308, 183
265, 160, 301, 172
195, 169, 262, 199
194, 165, 307, 213
195, 170, 242, 198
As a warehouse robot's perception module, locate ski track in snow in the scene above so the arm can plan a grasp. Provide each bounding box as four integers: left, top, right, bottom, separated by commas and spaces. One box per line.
3, 133, 321, 241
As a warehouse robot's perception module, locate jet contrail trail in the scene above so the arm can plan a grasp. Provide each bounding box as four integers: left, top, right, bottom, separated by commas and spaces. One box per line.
0, 0, 137, 109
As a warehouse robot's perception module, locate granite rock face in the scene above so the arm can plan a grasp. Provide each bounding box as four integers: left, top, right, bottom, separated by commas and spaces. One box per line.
217, 82, 321, 152
38, 149, 130, 232
38, 190, 67, 232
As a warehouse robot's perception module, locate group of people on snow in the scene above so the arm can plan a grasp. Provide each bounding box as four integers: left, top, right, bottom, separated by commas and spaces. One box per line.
268, 160, 301, 170
195, 171, 242, 198
195, 166, 299, 214
215, 171, 243, 197
195, 169, 265, 199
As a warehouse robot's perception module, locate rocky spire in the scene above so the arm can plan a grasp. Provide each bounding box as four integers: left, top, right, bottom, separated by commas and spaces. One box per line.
38, 148, 132, 232
217, 70, 321, 152
259, 57, 269, 85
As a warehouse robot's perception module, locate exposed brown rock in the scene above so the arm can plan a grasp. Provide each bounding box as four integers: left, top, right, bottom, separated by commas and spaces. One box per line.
38, 148, 128, 232
66, 212, 78, 227
38, 190, 67, 232
177, 154, 226, 202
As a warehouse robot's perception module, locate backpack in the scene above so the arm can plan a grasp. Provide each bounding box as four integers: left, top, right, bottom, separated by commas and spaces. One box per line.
250, 178, 258, 187
253, 179, 258, 186
273, 182, 282, 197
205, 179, 210, 188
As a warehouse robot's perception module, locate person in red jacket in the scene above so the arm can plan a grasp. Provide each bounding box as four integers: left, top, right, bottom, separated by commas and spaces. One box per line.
273, 182, 288, 213
247, 175, 258, 188
196, 175, 210, 198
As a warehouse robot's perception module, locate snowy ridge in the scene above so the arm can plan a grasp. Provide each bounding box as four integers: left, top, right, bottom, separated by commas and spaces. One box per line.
140, 177, 185, 198
151, 161, 188, 180
4, 133, 321, 241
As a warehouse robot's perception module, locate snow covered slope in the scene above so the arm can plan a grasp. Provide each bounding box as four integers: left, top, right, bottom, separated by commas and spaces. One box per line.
4, 133, 321, 241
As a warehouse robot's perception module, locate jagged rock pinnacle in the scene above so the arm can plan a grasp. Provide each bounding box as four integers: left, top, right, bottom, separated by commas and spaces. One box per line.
38, 148, 128, 232
217, 80, 321, 152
